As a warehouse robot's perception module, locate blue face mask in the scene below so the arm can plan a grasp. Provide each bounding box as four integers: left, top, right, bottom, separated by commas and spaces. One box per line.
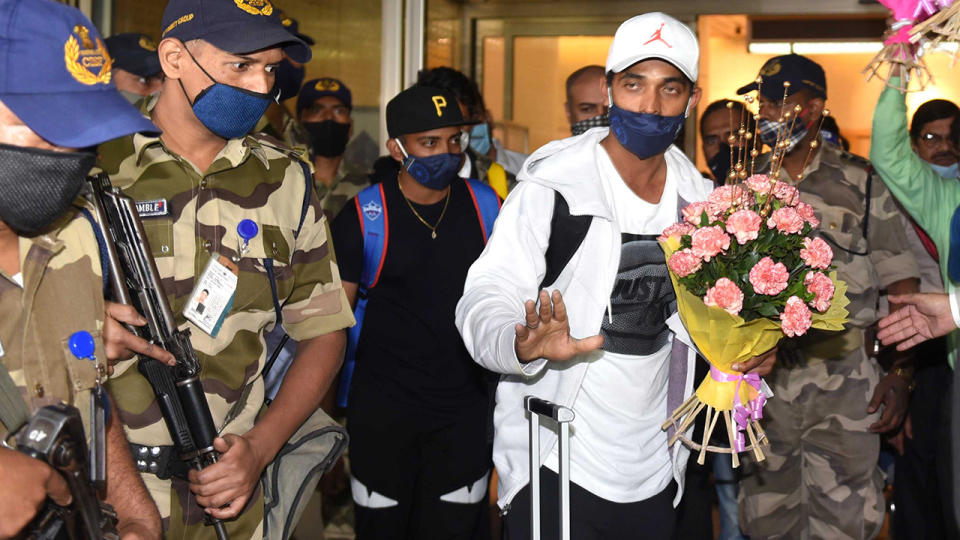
469, 123, 491, 155
396, 139, 462, 190
181, 47, 274, 139
608, 104, 685, 159
928, 160, 959, 179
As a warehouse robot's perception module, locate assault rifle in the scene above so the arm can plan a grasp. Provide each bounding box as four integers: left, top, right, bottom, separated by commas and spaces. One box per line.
16, 404, 119, 540
84, 173, 228, 540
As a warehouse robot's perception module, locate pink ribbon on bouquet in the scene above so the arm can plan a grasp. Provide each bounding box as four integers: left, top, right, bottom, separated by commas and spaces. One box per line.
709, 366, 767, 452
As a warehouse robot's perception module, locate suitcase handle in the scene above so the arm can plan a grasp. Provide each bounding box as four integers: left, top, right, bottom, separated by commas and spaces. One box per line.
525, 396, 575, 540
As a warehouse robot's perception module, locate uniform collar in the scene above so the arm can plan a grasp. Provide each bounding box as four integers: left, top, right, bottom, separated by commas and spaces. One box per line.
132, 95, 270, 171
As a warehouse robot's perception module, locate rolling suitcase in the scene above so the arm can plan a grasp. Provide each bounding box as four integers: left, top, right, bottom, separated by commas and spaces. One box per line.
525, 396, 576, 540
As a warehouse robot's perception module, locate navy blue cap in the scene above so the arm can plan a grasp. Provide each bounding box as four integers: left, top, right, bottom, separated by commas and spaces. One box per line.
0, 0, 159, 148
737, 54, 827, 101
387, 86, 475, 139
161, 0, 312, 64
277, 9, 315, 46
105, 33, 162, 78
297, 78, 352, 117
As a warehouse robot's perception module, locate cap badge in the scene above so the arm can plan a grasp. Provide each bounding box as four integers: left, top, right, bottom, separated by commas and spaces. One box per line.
362, 200, 382, 221
234, 0, 274, 16
64, 25, 112, 86
139, 36, 157, 52
760, 61, 781, 77
432, 95, 447, 117
316, 79, 341, 92
643, 23, 672, 48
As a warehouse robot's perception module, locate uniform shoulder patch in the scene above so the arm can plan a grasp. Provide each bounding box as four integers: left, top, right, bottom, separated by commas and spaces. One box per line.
838, 150, 871, 171
248, 132, 311, 166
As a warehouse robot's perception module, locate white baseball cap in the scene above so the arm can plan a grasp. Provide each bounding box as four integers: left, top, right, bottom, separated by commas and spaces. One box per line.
605, 12, 699, 83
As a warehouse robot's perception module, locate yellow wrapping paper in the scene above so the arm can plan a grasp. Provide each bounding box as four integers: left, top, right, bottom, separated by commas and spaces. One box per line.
660, 239, 849, 460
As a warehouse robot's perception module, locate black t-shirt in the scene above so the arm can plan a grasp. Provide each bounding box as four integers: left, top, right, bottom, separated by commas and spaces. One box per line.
331, 176, 490, 415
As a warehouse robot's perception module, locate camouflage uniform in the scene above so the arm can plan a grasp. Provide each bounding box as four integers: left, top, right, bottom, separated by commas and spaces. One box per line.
740, 143, 920, 539
0, 205, 108, 439
315, 164, 370, 220
97, 102, 354, 538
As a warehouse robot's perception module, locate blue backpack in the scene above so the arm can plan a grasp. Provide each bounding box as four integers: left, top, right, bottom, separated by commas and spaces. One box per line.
336, 178, 501, 407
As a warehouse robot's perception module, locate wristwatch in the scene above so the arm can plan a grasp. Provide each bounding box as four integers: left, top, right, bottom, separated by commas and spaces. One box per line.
892, 366, 916, 392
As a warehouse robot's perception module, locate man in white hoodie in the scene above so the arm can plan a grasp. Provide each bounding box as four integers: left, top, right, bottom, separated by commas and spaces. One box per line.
456, 12, 776, 539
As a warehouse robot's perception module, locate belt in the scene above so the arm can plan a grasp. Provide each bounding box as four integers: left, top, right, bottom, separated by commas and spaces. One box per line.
129, 443, 191, 480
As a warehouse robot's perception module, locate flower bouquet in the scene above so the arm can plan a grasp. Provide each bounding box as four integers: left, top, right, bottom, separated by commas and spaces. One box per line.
864, 0, 948, 91
910, 1, 960, 64
659, 176, 849, 467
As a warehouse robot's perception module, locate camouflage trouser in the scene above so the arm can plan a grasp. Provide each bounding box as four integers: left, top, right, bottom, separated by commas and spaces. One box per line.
739, 348, 886, 540
144, 472, 264, 540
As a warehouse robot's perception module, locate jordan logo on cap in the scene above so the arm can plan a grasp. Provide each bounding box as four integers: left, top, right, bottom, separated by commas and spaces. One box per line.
643, 22, 672, 48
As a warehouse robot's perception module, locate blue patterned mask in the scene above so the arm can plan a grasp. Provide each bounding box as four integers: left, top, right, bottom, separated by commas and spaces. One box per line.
396, 139, 462, 190
608, 104, 685, 159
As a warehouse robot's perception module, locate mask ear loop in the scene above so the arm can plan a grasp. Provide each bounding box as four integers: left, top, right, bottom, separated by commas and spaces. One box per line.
395, 138, 410, 160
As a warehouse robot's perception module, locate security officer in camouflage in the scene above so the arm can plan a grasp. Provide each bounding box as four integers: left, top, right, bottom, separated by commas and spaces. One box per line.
97, 0, 355, 537
0, 0, 165, 536
297, 77, 370, 219
736, 54, 921, 539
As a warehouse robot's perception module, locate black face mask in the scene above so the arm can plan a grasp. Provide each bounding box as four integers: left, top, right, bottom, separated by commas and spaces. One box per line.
304, 120, 351, 158
0, 143, 95, 235
707, 143, 733, 185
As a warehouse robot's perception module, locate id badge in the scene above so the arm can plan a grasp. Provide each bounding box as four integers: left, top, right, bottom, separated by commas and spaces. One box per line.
184, 253, 239, 337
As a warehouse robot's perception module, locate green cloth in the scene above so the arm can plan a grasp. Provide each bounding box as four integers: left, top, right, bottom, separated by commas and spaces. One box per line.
869, 76, 960, 367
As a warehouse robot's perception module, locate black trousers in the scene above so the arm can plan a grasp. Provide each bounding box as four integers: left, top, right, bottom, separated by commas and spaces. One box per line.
503, 467, 677, 540
348, 391, 491, 540
893, 346, 959, 540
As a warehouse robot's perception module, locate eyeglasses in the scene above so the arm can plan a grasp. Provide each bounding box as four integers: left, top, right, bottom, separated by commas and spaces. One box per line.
919, 132, 954, 148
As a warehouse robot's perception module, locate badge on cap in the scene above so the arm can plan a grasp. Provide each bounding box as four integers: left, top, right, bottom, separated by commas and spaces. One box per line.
65, 25, 113, 86
234, 0, 274, 16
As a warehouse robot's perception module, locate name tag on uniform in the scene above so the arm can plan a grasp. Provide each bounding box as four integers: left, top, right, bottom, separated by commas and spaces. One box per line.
184, 254, 238, 338
135, 198, 169, 217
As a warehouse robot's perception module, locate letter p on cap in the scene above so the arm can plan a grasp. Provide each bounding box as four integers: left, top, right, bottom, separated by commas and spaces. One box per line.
432, 95, 447, 117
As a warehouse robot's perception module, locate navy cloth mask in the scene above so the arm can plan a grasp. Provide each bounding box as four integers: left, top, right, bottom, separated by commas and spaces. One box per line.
274, 58, 305, 102
397, 140, 461, 190
181, 47, 274, 139
608, 104, 685, 159
469, 123, 491, 155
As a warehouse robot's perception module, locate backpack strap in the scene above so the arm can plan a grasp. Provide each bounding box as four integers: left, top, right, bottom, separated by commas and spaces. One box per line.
336, 183, 389, 408
464, 178, 501, 243
0, 362, 30, 435
539, 190, 592, 291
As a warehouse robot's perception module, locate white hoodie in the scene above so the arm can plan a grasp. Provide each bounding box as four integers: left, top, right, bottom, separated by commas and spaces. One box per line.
455, 127, 712, 509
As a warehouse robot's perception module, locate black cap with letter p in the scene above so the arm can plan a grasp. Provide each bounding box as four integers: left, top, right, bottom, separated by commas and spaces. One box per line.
386, 86, 478, 139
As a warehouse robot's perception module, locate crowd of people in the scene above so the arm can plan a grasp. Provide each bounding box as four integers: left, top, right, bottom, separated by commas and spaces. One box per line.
3, 1, 960, 539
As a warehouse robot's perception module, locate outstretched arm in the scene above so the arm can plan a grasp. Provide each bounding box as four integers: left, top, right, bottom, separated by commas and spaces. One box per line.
878, 292, 958, 350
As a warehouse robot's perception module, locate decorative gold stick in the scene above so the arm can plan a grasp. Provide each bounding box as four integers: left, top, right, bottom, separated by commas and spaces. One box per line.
797, 109, 830, 181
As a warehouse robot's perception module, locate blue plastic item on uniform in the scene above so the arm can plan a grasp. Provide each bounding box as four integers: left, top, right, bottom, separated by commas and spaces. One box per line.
68, 330, 96, 360
336, 178, 500, 408
238, 219, 259, 242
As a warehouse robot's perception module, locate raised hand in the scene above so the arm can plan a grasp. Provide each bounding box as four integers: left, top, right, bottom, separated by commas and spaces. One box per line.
878, 293, 957, 351
514, 290, 604, 363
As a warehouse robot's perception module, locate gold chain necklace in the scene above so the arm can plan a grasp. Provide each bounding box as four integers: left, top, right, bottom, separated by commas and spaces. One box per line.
397, 176, 451, 239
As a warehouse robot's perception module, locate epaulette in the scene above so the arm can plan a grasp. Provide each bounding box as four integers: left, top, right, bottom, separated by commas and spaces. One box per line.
837, 149, 872, 171
248, 131, 311, 165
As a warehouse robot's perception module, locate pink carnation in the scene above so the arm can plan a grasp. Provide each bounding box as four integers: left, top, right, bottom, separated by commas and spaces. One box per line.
804, 271, 834, 312
725, 209, 762, 245
708, 185, 746, 216
668, 249, 702, 277
745, 174, 774, 195
767, 207, 805, 234
795, 201, 819, 227
690, 226, 731, 261
780, 295, 813, 337
682, 201, 713, 225
704, 277, 745, 316
772, 181, 800, 206
749, 257, 789, 295
800, 237, 833, 269
658, 222, 696, 242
